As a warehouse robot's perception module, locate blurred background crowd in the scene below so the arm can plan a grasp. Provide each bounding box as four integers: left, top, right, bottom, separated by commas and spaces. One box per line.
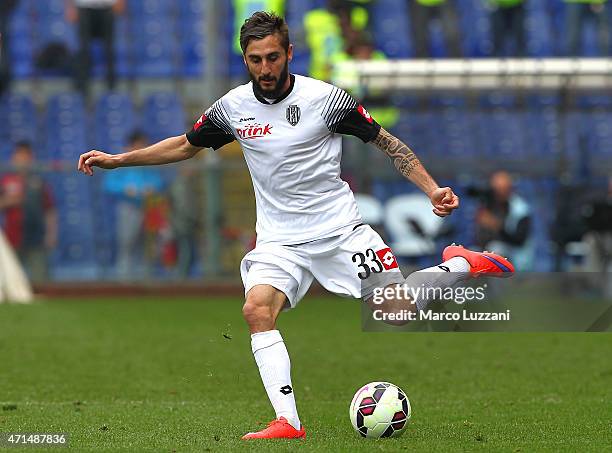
0, 0, 610, 285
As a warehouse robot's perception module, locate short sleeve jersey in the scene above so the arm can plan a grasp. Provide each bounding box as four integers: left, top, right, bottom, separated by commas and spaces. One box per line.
187, 74, 381, 245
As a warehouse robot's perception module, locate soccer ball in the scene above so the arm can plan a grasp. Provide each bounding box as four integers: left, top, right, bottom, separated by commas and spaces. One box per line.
349, 381, 411, 438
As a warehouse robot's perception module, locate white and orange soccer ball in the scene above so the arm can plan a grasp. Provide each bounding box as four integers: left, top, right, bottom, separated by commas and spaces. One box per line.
349, 381, 411, 438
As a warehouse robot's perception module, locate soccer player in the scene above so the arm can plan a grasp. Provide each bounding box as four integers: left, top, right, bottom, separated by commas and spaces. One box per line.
77, 12, 514, 440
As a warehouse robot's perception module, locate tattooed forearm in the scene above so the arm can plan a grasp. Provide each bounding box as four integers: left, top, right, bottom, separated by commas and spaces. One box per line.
372, 128, 421, 177
370, 127, 439, 196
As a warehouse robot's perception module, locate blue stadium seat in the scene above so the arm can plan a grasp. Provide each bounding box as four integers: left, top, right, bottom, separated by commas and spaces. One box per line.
128, 0, 174, 16
178, 0, 205, 17
132, 18, 180, 77
562, 94, 612, 177
457, 0, 491, 57
525, 98, 561, 168
525, 10, 555, 57
392, 110, 437, 159
85, 174, 117, 272
286, 0, 314, 29
127, 2, 181, 77
447, 182, 478, 247
9, 0, 35, 78
178, 12, 206, 77
93, 93, 136, 151
285, 0, 313, 74
513, 177, 557, 271
227, 1, 266, 76
474, 93, 526, 166
45, 94, 87, 162
562, 110, 585, 178
372, 0, 412, 58
143, 93, 186, 143
112, 15, 132, 78
588, 110, 612, 173
48, 172, 99, 280
0, 94, 37, 160
577, 93, 612, 109
435, 95, 478, 161
35, 0, 78, 51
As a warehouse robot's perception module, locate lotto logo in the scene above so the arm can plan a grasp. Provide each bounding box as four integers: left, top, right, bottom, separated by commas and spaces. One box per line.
194, 114, 206, 130
375, 248, 398, 270
357, 105, 373, 124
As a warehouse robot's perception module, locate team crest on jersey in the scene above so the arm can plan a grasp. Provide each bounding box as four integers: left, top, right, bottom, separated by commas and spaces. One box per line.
286, 105, 301, 126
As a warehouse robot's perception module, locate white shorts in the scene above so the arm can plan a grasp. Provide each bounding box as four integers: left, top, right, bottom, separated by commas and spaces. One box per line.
240, 224, 405, 308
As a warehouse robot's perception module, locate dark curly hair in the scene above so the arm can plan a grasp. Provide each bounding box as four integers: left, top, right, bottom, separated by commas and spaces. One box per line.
239, 11, 289, 54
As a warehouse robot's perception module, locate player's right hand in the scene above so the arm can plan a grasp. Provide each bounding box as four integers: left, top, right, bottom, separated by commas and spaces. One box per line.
430, 186, 459, 217
77, 150, 118, 176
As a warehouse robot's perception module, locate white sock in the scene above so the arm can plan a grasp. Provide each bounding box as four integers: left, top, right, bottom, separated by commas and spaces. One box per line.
251, 330, 301, 430
404, 257, 470, 311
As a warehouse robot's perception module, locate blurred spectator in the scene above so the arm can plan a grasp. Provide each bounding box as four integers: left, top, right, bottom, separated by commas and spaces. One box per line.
474, 171, 533, 271
66, 0, 125, 95
233, 0, 285, 54
102, 131, 163, 280
304, 4, 347, 80
328, 0, 374, 44
581, 177, 612, 274
0, 142, 57, 282
0, 0, 19, 94
564, 0, 610, 56
169, 164, 201, 278
336, 37, 399, 143
143, 190, 171, 276
331, 36, 401, 189
409, 0, 462, 58
488, 0, 526, 57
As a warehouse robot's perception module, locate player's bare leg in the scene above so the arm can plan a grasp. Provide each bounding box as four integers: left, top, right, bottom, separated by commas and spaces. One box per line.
241, 285, 306, 439
365, 245, 515, 326
242, 284, 286, 334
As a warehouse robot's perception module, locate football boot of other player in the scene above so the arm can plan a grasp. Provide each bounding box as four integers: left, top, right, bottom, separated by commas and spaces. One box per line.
443, 244, 515, 277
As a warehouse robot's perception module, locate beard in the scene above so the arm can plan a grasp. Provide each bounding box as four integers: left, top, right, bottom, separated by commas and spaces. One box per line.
250, 60, 289, 100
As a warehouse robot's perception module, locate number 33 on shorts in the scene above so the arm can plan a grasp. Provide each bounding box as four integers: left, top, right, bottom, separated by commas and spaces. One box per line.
352, 247, 399, 280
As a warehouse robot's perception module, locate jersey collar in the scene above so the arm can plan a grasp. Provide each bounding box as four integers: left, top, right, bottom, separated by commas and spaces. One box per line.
252, 74, 295, 105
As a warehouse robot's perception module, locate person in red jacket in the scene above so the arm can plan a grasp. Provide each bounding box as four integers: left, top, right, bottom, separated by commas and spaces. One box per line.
0, 142, 57, 282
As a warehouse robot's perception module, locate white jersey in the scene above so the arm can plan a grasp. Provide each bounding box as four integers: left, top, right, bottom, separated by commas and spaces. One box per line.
187, 74, 380, 245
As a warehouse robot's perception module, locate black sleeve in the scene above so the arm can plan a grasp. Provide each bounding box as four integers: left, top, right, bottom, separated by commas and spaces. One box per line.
335, 106, 382, 143
321, 86, 381, 142
186, 100, 236, 150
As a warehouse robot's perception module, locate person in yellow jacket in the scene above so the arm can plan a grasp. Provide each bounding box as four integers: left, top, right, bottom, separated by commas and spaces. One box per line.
303, 7, 348, 81
328, 0, 373, 43
304, 1, 375, 79
332, 37, 400, 130
564, 0, 609, 55
409, 0, 462, 57
332, 36, 402, 188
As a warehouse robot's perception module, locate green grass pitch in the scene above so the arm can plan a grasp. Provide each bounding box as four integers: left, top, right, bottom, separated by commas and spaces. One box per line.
1, 296, 610, 452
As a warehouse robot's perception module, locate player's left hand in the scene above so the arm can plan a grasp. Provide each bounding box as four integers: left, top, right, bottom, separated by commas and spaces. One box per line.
430, 187, 459, 217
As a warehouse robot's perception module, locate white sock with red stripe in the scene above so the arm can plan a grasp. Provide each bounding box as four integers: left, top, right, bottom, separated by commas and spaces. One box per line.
251, 330, 301, 430
404, 257, 470, 311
